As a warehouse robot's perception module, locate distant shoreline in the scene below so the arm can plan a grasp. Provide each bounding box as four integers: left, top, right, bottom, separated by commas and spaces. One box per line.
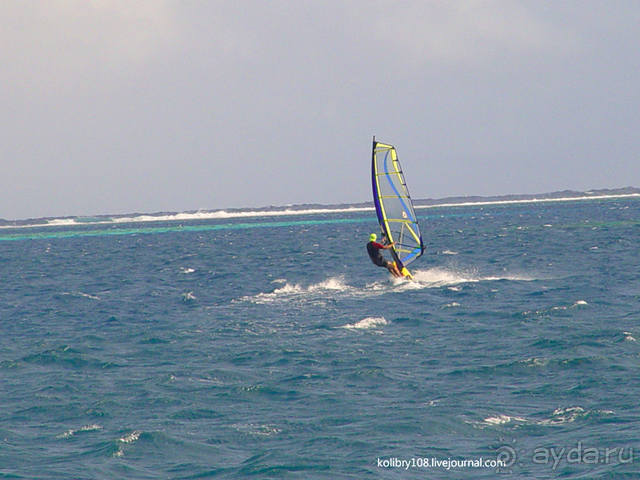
2, 187, 639, 228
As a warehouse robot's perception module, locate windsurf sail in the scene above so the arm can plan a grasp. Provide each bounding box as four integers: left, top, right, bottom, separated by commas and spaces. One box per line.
371, 137, 425, 274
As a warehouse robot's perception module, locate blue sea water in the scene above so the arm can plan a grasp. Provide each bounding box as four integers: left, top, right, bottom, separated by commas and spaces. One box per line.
1, 197, 640, 479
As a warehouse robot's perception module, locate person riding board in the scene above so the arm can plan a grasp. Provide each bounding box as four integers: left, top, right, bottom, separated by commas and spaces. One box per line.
366, 233, 402, 277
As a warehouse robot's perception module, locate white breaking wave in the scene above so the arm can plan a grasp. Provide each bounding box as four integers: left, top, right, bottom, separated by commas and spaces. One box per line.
340, 317, 388, 330
550, 300, 589, 311
61, 291, 101, 300
408, 268, 537, 287
112, 206, 372, 224
182, 291, 196, 302
239, 276, 358, 304
410, 268, 478, 286
119, 431, 141, 444
240, 274, 425, 304
57, 424, 102, 439
113, 430, 142, 457
422, 193, 640, 209
46, 218, 79, 226
2, 206, 373, 229
232, 423, 281, 437
3, 192, 638, 229
538, 407, 587, 425
443, 302, 461, 308
519, 357, 549, 368
239, 269, 538, 304
482, 414, 528, 426
473, 406, 613, 428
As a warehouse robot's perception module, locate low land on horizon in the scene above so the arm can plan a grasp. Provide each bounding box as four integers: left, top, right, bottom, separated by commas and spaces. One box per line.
3, 186, 639, 227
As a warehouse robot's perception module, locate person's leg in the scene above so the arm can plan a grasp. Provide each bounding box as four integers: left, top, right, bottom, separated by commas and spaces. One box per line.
393, 264, 402, 277
387, 261, 401, 277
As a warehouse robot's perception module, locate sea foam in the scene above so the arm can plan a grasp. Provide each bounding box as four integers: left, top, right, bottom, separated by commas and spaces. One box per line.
340, 317, 388, 330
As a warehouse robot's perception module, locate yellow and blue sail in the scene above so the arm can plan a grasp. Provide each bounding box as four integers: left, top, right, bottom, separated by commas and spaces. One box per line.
371, 137, 425, 273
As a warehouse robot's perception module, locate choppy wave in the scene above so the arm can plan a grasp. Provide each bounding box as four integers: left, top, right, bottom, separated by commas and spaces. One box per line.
3, 196, 638, 479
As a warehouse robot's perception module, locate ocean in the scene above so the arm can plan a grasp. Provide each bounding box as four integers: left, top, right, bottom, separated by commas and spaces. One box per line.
1, 196, 639, 479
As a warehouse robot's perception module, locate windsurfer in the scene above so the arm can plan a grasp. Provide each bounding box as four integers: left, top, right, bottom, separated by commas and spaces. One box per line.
366, 233, 402, 277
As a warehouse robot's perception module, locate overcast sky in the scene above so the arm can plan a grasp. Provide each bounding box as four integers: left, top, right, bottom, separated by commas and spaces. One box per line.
2, 1, 639, 219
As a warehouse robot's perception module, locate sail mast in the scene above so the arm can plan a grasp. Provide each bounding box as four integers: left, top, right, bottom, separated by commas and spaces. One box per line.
371, 139, 424, 270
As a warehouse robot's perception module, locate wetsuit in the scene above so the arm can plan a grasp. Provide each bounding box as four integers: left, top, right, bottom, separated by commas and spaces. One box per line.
366, 241, 388, 267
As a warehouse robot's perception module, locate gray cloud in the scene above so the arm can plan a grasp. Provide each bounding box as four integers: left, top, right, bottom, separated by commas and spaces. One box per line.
1, 1, 639, 219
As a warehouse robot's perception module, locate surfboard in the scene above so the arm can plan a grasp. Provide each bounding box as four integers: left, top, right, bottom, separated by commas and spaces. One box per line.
371, 137, 425, 278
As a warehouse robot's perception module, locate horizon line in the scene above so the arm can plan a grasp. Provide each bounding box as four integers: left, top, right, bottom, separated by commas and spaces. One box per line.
2, 191, 639, 231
